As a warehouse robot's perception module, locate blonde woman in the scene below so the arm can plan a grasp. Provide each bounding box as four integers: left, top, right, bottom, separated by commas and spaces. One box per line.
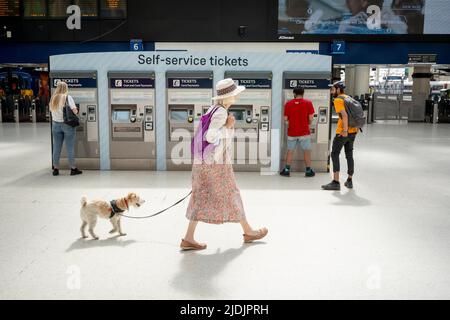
49, 81, 82, 176
180, 78, 268, 250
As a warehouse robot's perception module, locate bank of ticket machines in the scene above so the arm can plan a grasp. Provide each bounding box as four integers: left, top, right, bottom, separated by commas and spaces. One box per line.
49, 71, 330, 172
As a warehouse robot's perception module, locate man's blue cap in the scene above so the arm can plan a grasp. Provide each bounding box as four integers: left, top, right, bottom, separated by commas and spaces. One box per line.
329, 81, 346, 89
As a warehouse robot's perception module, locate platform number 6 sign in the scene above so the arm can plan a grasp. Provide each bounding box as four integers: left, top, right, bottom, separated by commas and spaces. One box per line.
366, 5, 381, 30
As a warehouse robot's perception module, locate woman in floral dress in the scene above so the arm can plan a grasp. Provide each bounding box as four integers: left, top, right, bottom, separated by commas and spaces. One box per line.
180, 78, 268, 250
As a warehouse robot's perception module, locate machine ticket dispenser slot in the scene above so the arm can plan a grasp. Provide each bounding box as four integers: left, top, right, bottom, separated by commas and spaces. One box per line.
166, 71, 213, 170
282, 72, 331, 172
50, 71, 99, 169
108, 72, 156, 170
224, 71, 272, 171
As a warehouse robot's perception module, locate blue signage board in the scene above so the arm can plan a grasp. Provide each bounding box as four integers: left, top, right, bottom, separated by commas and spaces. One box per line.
51, 77, 97, 88
331, 41, 346, 55
235, 78, 272, 89
284, 79, 331, 89
167, 78, 213, 89
110, 78, 155, 88
130, 39, 144, 51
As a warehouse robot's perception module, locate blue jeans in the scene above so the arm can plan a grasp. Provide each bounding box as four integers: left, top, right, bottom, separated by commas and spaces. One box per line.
287, 135, 312, 150
52, 121, 76, 168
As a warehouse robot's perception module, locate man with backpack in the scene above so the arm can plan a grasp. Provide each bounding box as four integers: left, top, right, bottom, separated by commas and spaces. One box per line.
322, 81, 365, 191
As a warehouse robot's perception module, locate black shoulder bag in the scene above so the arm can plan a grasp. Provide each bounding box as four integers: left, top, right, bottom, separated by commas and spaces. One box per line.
63, 95, 80, 127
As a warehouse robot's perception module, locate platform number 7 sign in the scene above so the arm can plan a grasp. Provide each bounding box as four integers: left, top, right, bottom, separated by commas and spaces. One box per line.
331, 41, 345, 55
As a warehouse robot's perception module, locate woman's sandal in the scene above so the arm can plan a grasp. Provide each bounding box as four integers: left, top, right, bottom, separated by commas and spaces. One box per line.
243, 228, 268, 243
180, 239, 207, 251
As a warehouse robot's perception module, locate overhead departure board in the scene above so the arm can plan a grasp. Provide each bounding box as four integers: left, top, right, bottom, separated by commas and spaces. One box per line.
48, 0, 71, 18
74, 0, 98, 17
278, 0, 450, 36
0, 0, 20, 17
24, 0, 47, 18
100, 0, 127, 19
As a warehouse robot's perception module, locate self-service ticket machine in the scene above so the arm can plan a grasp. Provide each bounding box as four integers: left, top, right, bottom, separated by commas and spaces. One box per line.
166, 71, 213, 170
108, 72, 156, 170
224, 71, 272, 171
281, 72, 331, 172
50, 71, 100, 169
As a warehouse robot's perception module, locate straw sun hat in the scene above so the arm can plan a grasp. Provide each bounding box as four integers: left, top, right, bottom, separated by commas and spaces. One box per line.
212, 78, 246, 100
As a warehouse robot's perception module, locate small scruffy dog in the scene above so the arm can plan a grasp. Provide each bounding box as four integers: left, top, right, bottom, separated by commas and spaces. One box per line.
80, 192, 145, 239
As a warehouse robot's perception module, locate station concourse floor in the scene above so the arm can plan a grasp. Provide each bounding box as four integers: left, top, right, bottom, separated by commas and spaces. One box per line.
0, 122, 449, 300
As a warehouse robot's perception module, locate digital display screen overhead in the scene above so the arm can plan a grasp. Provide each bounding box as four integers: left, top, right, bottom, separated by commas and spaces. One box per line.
74, 0, 98, 17
100, 0, 127, 19
278, 0, 450, 36
24, 0, 47, 18
0, 0, 19, 16
48, 0, 72, 18
24, 0, 99, 18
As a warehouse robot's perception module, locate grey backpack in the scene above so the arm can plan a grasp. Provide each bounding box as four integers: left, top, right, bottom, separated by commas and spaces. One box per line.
341, 95, 366, 129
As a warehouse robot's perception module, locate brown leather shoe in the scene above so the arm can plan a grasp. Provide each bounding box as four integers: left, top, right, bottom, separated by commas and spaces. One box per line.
180, 239, 207, 251
243, 228, 268, 243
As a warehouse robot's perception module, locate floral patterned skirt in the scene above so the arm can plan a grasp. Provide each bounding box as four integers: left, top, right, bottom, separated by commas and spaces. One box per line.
186, 163, 246, 224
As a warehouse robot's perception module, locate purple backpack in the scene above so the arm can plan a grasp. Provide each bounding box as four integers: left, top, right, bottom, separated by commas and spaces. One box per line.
191, 105, 221, 160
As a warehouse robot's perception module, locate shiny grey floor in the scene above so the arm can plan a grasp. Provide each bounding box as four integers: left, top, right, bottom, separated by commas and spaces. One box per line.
0, 121, 449, 299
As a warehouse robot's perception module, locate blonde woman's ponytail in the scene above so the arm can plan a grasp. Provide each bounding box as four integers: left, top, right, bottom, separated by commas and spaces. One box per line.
49, 81, 68, 112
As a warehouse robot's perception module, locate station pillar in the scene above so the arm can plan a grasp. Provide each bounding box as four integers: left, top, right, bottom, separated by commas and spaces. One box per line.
344, 65, 355, 97
354, 65, 370, 98
410, 65, 432, 122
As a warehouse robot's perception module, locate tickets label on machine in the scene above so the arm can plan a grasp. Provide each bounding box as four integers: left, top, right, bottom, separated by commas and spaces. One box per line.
108, 72, 156, 170
166, 71, 213, 170
225, 72, 272, 171
282, 72, 331, 172
50, 71, 99, 169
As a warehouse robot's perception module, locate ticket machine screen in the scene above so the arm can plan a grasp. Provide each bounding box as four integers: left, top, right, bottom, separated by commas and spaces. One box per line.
170, 109, 188, 121
113, 109, 131, 121
229, 109, 246, 121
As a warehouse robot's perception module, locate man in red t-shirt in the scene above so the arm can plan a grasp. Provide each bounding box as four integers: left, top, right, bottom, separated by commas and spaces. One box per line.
280, 86, 316, 177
